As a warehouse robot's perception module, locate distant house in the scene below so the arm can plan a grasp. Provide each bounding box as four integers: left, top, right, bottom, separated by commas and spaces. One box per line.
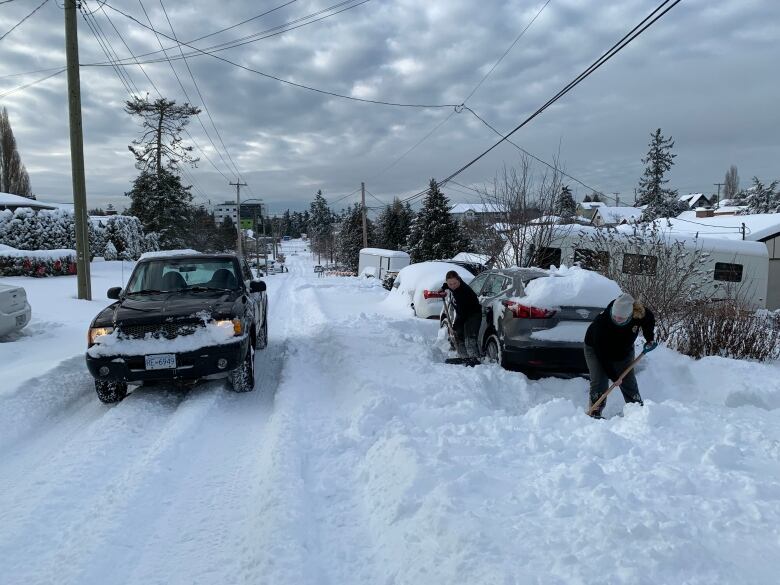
575, 201, 606, 221
449, 203, 503, 224
591, 206, 643, 227
679, 193, 712, 209
0, 192, 56, 212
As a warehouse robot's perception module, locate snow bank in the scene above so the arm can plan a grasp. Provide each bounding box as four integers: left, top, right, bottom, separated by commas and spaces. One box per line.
518, 265, 621, 308
87, 319, 241, 357
0, 244, 75, 259
138, 249, 202, 261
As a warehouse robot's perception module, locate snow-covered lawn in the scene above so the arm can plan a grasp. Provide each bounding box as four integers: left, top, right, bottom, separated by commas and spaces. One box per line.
1, 243, 779, 584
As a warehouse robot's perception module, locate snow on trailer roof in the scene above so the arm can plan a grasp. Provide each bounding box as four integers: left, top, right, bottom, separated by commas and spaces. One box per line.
452, 252, 491, 264
653, 213, 780, 243
359, 248, 410, 258
449, 203, 503, 214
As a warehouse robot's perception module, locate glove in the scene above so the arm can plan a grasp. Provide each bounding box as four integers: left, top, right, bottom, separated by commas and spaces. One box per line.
441, 282, 448, 292
643, 341, 658, 353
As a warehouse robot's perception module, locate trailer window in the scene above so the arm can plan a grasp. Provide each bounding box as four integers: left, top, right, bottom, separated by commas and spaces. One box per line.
622, 253, 657, 276
714, 262, 743, 282
534, 247, 561, 268
573, 249, 610, 272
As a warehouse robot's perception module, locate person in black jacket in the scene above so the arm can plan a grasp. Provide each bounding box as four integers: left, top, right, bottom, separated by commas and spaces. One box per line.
584, 292, 656, 418
443, 270, 482, 366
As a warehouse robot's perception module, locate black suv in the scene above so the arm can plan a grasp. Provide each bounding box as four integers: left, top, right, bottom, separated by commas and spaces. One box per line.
86, 252, 268, 403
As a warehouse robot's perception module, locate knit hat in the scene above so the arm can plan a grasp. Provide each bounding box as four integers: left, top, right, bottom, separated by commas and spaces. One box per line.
611, 293, 634, 324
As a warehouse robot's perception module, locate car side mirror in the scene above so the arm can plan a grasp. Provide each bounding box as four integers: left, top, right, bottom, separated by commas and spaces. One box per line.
250, 280, 266, 293
107, 287, 122, 300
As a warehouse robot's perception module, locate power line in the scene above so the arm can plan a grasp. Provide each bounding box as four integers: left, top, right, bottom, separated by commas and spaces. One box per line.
436, 0, 682, 199
158, 0, 245, 182
0, 0, 50, 43
0, 66, 66, 80
462, 0, 552, 104
397, 0, 683, 207
331, 187, 361, 204
0, 67, 66, 99
364, 189, 385, 206
101, 1, 460, 109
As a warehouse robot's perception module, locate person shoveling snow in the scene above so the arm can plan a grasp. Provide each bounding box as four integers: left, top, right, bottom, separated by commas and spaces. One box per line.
583, 293, 657, 418
442, 270, 481, 367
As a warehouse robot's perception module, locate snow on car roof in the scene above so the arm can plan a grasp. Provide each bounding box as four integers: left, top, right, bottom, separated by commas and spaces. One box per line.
516, 265, 621, 309
138, 249, 203, 261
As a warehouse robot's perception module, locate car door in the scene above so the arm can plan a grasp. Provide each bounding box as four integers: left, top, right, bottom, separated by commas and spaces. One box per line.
477, 273, 514, 344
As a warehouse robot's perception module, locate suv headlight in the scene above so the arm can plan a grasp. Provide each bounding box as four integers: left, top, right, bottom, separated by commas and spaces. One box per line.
214, 318, 242, 336
88, 326, 114, 346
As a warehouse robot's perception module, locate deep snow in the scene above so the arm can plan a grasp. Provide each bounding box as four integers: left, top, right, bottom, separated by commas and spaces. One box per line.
1, 242, 780, 585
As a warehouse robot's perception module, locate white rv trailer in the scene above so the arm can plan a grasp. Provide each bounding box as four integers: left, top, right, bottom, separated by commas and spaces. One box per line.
526, 225, 769, 309
358, 248, 411, 280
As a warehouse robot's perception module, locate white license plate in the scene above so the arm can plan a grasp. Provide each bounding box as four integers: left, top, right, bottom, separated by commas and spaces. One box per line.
15, 314, 25, 326
145, 354, 176, 370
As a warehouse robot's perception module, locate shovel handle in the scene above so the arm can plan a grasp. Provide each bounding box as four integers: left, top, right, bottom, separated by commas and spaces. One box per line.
586, 350, 646, 416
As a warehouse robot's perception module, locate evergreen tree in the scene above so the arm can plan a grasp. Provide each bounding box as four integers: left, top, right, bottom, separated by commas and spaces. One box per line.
583, 194, 593, 203
406, 179, 464, 262
103, 241, 118, 261
336, 204, 374, 271
590, 192, 603, 203
126, 169, 194, 249
376, 198, 414, 250
308, 190, 332, 261
556, 185, 577, 218
637, 128, 684, 220
0, 107, 33, 198
740, 177, 780, 214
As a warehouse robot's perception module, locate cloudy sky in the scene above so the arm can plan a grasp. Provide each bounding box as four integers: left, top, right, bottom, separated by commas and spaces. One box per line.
0, 0, 778, 213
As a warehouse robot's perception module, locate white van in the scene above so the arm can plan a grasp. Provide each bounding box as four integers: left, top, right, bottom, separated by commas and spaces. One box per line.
358, 248, 411, 280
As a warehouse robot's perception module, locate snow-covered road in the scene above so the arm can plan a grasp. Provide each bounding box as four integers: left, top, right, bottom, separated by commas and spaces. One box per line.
2, 242, 780, 585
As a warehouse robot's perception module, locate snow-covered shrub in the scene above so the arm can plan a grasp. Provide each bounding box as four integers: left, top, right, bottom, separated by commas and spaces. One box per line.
668, 302, 780, 361
0, 246, 77, 277
103, 240, 118, 261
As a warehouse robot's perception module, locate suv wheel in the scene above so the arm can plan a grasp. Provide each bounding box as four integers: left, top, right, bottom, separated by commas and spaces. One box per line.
484, 333, 505, 368
95, 379, 128, 403
229, 343, 256, 392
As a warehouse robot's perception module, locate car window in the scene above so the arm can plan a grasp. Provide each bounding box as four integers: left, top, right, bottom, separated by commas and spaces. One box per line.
128, 258, 240, 292
483, 274, 512, 297
468, 272, 490, 295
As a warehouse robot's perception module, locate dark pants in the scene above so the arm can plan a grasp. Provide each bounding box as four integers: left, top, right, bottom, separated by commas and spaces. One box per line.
454, 313, 481, 359
583, 345, 642, 414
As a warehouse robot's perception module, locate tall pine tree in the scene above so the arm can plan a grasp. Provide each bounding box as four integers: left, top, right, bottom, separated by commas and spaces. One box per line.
376, 198, 414, 250
740, 177, 779, 214
127, 169, 193, 249
637, 128, 684, 220
556, 185, 576, 219
0, 107, 33, 198
308, 190, 332, 261
336, 204, 374, 271
406, 179, 464, 262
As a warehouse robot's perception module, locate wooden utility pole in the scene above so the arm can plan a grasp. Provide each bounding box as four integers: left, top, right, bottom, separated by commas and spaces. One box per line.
361, 181, 368, 248
230, 181, 247, 256
713, 182, 724, 207
64, 0, 91, 300
613, 192, 620, 206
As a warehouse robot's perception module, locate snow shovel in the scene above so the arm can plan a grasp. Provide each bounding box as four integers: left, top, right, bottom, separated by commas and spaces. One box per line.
586, 347, 651, 417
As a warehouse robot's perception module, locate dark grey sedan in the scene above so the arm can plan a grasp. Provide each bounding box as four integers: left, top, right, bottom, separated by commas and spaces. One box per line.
440, 267, 604, 373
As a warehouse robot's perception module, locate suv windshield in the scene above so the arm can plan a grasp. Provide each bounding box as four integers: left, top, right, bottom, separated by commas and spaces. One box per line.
126, 258, 240, 294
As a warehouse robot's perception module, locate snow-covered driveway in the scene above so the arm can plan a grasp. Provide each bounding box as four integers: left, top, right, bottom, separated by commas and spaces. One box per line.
2, 244, 780, 585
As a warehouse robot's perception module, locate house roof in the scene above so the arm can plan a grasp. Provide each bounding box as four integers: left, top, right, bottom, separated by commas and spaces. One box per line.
593, 206, 643, 223
450, 203, 503, 214
360, 248, 410, 258
656, 213, 780, 242
0, 192, 57, 210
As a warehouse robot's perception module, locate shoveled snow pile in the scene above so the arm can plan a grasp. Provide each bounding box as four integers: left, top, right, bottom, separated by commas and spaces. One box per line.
87, 319, 241, 357
383, 261, 474, 315
138, 249, 201, 260
519, 265, 621, 309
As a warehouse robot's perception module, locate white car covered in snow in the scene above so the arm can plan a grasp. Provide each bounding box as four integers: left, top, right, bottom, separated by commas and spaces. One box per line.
390, 261, 475, 318
0, 282, 32, 337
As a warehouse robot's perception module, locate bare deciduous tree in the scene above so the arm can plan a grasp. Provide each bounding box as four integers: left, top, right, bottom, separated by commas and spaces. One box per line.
723, 165, 740, 202
0, 107, 33, 198
478, 155, 567, 268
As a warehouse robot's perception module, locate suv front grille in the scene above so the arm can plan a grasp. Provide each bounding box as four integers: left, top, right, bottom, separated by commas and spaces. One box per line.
119, 322, 203, 340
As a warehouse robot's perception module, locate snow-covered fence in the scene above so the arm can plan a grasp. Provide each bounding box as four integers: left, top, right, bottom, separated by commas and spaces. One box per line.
0, 245, 76, 277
